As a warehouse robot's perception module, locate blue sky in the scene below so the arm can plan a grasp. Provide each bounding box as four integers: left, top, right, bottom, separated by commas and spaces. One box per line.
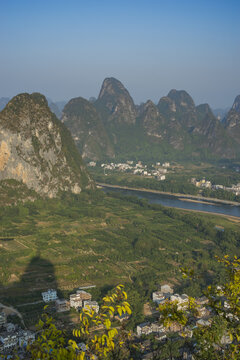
1, 0, 240, 108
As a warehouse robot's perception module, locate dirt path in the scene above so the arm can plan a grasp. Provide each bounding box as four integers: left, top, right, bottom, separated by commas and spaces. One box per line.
15, 238, 29, 249
17, 300, 44, 307
0, 302, 26, 328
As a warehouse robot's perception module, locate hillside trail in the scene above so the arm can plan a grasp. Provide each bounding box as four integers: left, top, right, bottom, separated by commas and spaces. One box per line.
0, 302, 25, 328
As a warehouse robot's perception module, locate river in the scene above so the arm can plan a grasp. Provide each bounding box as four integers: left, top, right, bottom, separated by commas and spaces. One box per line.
101, 184, 240, 218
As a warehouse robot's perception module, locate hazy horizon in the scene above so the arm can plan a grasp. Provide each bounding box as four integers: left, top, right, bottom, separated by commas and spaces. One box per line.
1, 0, 240, 109
0, 84, 236, 111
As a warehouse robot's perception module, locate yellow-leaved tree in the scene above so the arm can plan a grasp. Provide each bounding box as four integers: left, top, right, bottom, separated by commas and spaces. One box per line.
27, 284, 132, 360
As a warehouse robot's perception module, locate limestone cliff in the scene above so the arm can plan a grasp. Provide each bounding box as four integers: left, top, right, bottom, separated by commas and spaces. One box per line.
0, 93, 94, 197
159, 89, 197, 129
138, 100, 165, 140
62, 97, 114, 160
95, 77, 137, 125
194, 104, 238, 158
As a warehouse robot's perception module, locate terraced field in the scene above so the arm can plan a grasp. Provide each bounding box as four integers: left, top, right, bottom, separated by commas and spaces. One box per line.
0, 190, 239, 309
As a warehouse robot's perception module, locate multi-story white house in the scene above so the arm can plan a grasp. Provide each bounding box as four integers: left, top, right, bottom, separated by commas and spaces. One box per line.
137, 322, 166, 337
0, 333, 18, 350
152, 291, 165, 305
42, 289, 58, 302
18, 330, 35, 348
70, 294, 83, 309
170, 294, 189, 310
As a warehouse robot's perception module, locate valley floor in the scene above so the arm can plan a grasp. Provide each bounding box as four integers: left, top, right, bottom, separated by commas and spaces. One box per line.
0, 189, 239, 328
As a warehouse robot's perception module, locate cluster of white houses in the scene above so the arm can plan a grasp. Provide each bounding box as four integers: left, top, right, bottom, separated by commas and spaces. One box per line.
1, 281, 233, 358
0, 311, 35, 354
0, 288, 99, 356
136, 284, 231, 350
191, 178, 240, 195
41, 288, 99, 314
89, 161, 170, 181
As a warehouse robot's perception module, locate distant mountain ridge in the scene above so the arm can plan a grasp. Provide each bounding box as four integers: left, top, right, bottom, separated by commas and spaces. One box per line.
0, 93, 93, 197
47, 98, 67, 119
61, 77, 240, 161
212, 107, 230, 121
1, 81, 239, 163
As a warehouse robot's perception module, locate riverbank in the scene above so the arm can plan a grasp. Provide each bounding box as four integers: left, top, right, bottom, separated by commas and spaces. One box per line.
178, 198, 216, 205
97, 182, 240, 206
179, 208, 240, 222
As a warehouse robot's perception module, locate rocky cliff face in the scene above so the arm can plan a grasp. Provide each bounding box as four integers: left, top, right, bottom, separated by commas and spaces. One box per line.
194, 104, 218, 136
95, 77, 137, 125
157, 96, 177, 119
62, 97, 114, 160
224, 95, 240, 144
194, 104, 237, 157
138, 100, 165, 140
161, 89, 197, 129
0, 93, 93, 197
156, 93, 191, 150
167, 89, 195, 110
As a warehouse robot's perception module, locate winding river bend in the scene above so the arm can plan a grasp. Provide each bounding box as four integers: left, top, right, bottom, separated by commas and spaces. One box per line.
100, 184, 240, 218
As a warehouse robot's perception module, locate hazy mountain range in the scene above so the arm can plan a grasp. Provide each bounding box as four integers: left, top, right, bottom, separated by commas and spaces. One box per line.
0, 78, 239, 198
61, 78, 240, 161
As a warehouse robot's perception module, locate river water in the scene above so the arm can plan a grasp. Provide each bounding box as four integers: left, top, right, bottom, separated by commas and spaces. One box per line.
102, 186, 240, 218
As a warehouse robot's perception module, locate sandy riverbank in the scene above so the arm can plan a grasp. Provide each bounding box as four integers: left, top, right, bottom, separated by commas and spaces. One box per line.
178, 198, 216, 205
178, 208, 240, 222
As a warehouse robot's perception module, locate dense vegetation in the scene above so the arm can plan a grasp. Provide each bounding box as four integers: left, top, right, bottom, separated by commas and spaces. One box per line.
0, 180, 39, 206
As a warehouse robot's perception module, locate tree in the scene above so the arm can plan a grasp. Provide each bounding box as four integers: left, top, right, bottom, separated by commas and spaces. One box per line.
154, 334, 184, 360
